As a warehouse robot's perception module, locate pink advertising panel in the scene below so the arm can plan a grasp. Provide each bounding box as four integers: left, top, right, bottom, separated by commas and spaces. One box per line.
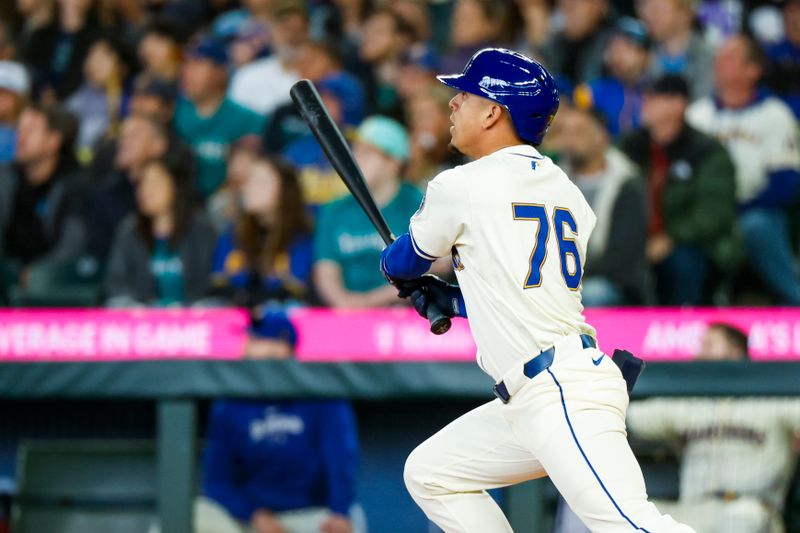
0, 308, 798, 362
0, 309, 249, 362
292, 308, 800, 362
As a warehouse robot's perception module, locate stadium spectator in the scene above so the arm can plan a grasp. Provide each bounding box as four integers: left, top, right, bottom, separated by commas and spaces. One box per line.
515, 0, 553, 50
395, 42, 440, 106
211, 0, 274, 44
197, 398, 361, 533
558, 107, 647, 306
573, 17, 651, 137
313, 116, 421, 308
207, 134, 261, 233
356, 7, 414, 118
104, 151, 215, 307
228, 1, 308, 116
0, 103, 84, 297
443, 0, 506, 75
262, 39, 346, 154
637, 0, 714, 100
20, 0, 102, 100
0, 19, 16, 60
696, 322, 749, 361
0, 61, 29, 164
620, 75, 739, 305
65, 35, 133, 160
535, 0, 612, 90
392, 0, 433, 45
227, 19, 271, 69
174, 35, 264, 199
405, 83, 465, 186
84, 113, 172, 262
282, 72, 364, 208
687, 34, 800, 305
128, 74, 178, 126
210, 153, 313, 307
765, 0, 800, 119
137, 19, 185, 85
15, 0, 56, 65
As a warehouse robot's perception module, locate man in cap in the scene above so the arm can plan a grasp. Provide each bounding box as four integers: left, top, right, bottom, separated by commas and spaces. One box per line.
688, 34, 800, 305
621, 74, 739, 305
379, 48, 696, 532
314, 116, 422, 309
228, 1, 308, 116
174, 35, 264, 198
573, 17, 651, 137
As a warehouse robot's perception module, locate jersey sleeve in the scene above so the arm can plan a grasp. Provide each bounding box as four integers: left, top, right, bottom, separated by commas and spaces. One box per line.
626, 399, 681, 441
762, 103, 800, 171
408, 169, 467, 259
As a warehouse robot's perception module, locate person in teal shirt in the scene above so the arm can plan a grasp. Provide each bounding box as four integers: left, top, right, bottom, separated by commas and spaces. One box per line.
174, 36, 264, 198
314, 116, 423, 308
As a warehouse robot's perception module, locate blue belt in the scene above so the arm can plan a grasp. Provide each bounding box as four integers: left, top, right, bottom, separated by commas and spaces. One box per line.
492, 334, 597, 404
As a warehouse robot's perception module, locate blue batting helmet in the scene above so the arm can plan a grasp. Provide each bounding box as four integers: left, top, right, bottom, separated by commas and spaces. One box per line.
437, 48, 560, 145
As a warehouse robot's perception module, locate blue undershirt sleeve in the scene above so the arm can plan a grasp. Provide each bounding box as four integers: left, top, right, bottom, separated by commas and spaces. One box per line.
380, 233, 434, 280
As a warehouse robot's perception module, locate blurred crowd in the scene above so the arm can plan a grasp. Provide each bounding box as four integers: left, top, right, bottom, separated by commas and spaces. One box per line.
0, 0, 799, 346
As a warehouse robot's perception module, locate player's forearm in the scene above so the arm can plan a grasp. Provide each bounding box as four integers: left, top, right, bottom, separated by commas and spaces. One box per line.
381, 233, 435, 280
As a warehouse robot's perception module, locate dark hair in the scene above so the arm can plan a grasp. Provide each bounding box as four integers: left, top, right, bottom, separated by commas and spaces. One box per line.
143, 17, 185, 44
136, 149, 196, 250
738, 33, 767, 73
708, 322, 749, 359
26, 103, 78, 168
235, 156, 312, 279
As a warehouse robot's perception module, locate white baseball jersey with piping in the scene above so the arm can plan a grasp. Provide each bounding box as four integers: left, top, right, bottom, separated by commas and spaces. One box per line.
401, 144, 696, 533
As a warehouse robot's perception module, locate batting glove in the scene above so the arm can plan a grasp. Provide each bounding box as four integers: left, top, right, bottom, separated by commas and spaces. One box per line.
397, 275, 467, 319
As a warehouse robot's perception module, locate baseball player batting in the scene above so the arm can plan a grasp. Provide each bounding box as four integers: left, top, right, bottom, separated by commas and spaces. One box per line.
379, 48, 697, 532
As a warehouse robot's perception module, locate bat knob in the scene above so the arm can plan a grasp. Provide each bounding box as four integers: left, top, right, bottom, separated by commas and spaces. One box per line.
429, 316, 452, 335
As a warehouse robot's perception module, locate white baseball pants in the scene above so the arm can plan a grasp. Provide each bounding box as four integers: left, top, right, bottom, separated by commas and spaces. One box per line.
404, 334, 697, 533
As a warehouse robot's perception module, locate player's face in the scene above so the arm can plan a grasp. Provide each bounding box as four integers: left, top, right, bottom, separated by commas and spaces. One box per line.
696, 328, 744, 361
447, 91, 493, 156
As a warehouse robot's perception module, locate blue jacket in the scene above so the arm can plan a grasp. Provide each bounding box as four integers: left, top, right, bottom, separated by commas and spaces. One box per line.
203, 399, 359, 520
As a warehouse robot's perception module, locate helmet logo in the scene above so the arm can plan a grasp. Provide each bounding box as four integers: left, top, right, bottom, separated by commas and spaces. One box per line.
479, 76, 510, 91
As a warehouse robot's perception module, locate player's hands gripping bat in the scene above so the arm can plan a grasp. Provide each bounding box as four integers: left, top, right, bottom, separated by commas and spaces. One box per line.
290, 79, 451, 335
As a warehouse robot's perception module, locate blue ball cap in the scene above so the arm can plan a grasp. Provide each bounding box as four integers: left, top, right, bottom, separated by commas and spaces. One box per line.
186, 35, 228, 66
437, 48, 560, 145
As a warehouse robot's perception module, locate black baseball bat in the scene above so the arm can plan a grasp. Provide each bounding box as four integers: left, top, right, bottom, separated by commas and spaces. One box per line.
290, 79, 451, 335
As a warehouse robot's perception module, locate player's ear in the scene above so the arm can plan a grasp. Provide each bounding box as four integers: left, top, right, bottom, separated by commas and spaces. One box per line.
483, 103, 504, 130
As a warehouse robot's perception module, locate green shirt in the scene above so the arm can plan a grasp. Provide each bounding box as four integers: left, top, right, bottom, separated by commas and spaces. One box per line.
174, 97, 264, 198
151, 239, 184, 306
314, 183, 423, 292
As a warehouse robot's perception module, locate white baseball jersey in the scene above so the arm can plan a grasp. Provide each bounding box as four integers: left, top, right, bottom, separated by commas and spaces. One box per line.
628, 398, 800, 509
686, 96, 800, 203
408, 144, 597, 381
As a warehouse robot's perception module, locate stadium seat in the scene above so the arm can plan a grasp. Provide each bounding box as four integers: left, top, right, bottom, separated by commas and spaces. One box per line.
6, 257, 103, 308
12, 440, 157, 533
